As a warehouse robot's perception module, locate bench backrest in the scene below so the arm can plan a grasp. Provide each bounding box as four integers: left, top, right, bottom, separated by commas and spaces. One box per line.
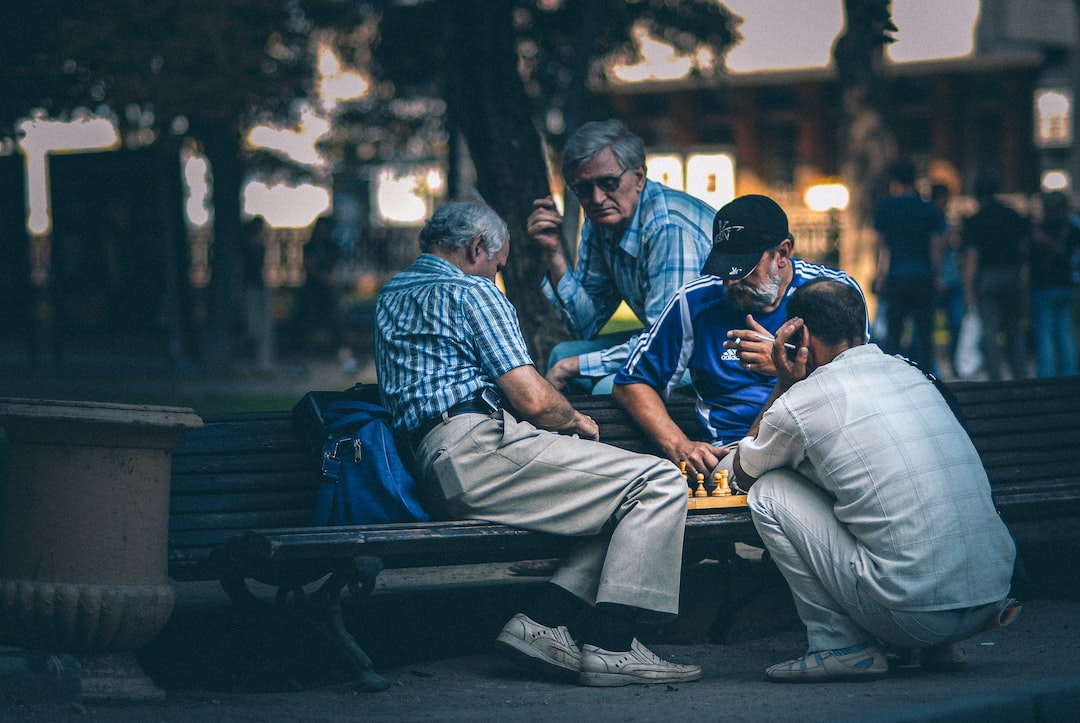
168, 411, 315, 581
167, 377, 1080, 581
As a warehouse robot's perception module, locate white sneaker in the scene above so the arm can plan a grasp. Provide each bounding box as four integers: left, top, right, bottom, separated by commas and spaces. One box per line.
494, 613, 581, 678
766, 642, 888, 682
579, 639, 702, 687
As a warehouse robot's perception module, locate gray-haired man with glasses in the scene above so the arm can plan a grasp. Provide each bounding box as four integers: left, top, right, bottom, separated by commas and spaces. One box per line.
528, 119, 715, 394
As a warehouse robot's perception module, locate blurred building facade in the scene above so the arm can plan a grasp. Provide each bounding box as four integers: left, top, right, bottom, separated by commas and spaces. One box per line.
602, 0, 1079, 287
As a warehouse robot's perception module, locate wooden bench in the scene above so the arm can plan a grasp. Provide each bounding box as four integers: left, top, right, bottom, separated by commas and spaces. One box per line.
167, 375, 1080, 691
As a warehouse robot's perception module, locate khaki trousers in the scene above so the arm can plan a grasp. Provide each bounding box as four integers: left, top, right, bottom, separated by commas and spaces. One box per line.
414, 409, 687, 618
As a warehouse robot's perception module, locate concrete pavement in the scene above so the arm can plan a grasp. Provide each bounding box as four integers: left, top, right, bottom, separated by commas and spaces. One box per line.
3, 554, 1080, 721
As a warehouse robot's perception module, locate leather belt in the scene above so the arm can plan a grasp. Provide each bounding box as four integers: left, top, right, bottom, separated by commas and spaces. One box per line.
411, 398, 497, 445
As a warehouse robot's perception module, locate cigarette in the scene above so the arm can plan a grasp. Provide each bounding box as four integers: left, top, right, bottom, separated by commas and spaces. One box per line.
750, 332, 798, 352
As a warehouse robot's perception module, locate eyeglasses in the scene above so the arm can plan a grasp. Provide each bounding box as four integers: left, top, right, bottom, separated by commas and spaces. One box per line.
570, 169, 630, 199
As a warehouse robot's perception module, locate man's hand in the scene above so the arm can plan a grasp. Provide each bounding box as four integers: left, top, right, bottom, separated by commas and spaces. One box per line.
672, 440, 732, 482
771, 317, 810, 388
565, 411, 600, 441
725, 315, 779, 376
527, 197, 564, 254
545, 355, 580, 391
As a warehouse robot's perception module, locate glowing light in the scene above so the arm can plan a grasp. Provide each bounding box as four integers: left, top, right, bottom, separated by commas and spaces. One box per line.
804, 182, 850, 212
611, 25, 699, 83
686, 154, 736, 210
1034, 88, 1073, 148
243, 181, 331, 228
18, 115, 120, 235
182, 146, 212, 227
375, 166, 444, 226
245, 105, 331, 167
646, 154, 684, 190
316, 43, 370, 112
1041, 170, 1071, 192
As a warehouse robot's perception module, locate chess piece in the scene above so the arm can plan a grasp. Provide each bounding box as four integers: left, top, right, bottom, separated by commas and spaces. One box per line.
713, 469, 731, 497
694, 472, 708, 498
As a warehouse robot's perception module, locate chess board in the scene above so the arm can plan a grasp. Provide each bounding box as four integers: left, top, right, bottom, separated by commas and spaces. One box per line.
683, 463, 748, 509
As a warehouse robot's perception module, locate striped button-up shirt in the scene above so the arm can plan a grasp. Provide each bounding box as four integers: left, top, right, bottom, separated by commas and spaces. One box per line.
374, 254, 533, 435
542, 179, 715, 377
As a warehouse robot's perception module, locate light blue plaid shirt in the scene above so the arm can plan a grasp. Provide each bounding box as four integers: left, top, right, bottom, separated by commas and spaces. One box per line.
374, 254, 534, 434
542, 179, 715, 376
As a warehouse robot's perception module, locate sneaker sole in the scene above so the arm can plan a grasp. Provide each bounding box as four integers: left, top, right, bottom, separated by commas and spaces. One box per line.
494, 632, 579, 681
767, 668, 887, 683
579, 668, 703, 687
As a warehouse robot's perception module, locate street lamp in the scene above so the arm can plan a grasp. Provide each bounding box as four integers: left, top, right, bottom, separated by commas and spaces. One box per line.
804, 181, 850, 266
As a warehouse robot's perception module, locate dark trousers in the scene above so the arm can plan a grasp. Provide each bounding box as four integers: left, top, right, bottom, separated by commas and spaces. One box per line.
884, 276, 936, 371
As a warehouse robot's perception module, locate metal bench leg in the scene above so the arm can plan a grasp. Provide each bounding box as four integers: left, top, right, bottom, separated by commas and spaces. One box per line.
308, 557, 390, 693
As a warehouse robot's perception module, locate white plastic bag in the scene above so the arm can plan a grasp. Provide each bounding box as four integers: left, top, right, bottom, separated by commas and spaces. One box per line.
954, 310, 983, 379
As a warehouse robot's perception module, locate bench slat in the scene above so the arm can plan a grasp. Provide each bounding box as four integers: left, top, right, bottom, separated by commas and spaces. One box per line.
171, 470, 313, 495
232, 511, 756, 569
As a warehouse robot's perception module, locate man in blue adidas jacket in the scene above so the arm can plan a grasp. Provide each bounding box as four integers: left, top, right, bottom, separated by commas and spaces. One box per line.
612, 195, 867, 482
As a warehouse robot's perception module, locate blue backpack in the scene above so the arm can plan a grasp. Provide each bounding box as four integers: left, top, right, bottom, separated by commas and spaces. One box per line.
311, 400, 431, 526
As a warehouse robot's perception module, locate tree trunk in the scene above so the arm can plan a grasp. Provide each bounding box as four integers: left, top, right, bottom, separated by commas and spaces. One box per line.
441, 0, 568, 367
833, 0, 898, 295
198, 121, 244, 373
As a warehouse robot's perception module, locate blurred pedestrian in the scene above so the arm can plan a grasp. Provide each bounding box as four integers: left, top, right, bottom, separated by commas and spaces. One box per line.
872, 158, 941, 371
961, 174, 1031, 381
241, 216, 275, 373
931, 183, 965, 377
1029, 191, 1080, 377
296, 215, 357, 373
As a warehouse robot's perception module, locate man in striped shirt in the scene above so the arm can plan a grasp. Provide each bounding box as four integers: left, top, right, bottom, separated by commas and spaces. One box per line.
375, 201, 702, 687
528, 119, 715, 394
613, 195, 866, 483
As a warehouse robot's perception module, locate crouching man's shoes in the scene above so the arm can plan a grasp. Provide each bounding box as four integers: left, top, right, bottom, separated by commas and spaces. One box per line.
579, 639, 702, 687
766, 642, 888, 683
494, 613, 581, 679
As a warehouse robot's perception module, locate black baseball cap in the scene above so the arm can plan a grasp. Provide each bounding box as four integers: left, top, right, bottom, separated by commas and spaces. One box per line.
701, 195, 792, 280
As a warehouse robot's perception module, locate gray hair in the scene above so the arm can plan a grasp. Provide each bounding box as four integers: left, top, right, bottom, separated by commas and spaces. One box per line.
419, 201, 508, 258
560, 119, 646, 182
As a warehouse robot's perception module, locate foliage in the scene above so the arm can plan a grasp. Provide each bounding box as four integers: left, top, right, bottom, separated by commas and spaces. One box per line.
358, 0, 740, 147
1, 0, 363, 140
517, 0, 738, 135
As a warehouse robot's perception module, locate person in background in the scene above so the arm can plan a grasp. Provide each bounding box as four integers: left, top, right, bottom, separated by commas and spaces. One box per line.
873, 158, 942, 372
1029, 191, 1080, 377
733, 279, 1017, 683
930, 183, 966, 377
241, 215, 275, 374
375, 200, 702, 688
527, 119, 715, 394
297, 215, 358, 374
961, 174, 1031, 381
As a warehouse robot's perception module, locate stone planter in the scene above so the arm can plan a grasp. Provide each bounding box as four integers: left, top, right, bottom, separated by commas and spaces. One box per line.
0, 398, 202, 699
